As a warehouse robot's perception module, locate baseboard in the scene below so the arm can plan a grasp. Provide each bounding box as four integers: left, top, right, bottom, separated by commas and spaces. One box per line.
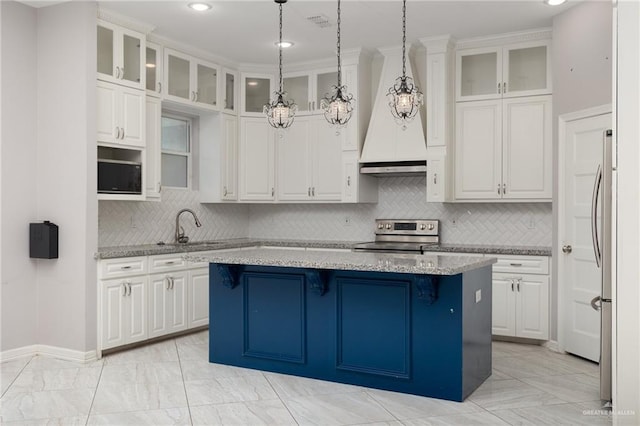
0, 345, 97, 363
545, 340, 561, 353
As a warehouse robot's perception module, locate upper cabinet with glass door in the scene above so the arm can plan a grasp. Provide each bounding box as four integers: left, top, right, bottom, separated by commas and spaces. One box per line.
240, 73, 274, 117
283, 68, 339, 115
163, 48, 220, 111
456, 40, 551, 102
145, 42, 163, 97
222, 68, 238, 114
97, 20, 146, 91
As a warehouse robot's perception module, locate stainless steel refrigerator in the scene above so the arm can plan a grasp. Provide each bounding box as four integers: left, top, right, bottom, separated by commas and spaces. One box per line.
591, 129, 613, 402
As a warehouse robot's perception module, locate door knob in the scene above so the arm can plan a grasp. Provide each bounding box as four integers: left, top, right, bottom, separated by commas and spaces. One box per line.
562, 245, 572, 254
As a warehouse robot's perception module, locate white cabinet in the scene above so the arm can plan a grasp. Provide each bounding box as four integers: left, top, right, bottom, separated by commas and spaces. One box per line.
97, 20, 145, 90
239, 117, 276, 201
241, 73, 274, 116
164, 48, 220, 110
222, 68, 238, 114
454, 95, 552, 201
100, 276, 148, 350
277, 116, 342, 201
283, 68, 338, 115
200, 113, 238, 202
145, 96, 161, 199
456, 40, 551, 102
491, 255, 549, 340
97, 80, 145, 147
188, 268, 210, 328
145, 42, 163, 97
149, 271, 188, 338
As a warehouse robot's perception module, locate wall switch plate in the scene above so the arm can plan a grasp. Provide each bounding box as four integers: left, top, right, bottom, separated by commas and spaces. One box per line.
475, 289, 482, 303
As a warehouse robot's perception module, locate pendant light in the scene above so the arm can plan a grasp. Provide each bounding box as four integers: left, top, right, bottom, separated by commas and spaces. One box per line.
264, 0, 297, 129
387, 0, 423, 130
320, 0, 354, 128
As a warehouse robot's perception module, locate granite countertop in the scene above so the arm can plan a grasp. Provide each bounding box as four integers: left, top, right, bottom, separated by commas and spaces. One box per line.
95, 238, 551, 259
185, 247, 497, 276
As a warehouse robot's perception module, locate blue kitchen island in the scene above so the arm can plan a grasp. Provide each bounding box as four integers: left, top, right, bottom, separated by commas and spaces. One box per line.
187, 248, 496, 402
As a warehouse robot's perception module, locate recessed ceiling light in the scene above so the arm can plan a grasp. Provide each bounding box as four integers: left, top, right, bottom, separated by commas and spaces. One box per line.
544, 0, 566, 5
188, 3, 212, 12
276, 41, 294, 48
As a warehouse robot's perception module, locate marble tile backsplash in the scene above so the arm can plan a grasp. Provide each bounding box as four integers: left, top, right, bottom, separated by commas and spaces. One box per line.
98, 177, 552, 247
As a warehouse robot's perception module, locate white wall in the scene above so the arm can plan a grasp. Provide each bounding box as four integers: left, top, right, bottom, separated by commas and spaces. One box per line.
614, 1, 640, 422
0, 1, 39, 352
35, 2, 98, 353
551, 0, 613, 342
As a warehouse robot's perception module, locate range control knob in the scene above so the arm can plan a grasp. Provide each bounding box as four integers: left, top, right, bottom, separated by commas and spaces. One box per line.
385, 223, 392, 230
377, 223, 384, 230
419, 224, 426, 230
427, 223, 435, 230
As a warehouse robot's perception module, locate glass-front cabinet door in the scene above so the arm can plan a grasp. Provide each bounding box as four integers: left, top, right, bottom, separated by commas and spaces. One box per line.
503, 41, 551, 98
223, 69, 238, 113
283, 73, 310, 114
146, 42, 163, 97
194, 60, 219, 109
241, 73, 274, 116
456, 47, 501, 101
97, 20, 145, 90
315, 69, 339, 113
165, 49, 191, 102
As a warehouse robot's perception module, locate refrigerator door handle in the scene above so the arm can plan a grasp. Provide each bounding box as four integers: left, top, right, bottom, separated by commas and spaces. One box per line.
590, 295, 602, 311
591, 164, 603, 267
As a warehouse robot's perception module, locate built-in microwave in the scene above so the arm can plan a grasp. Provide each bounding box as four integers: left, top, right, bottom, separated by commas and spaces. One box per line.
98, 159, 142, 194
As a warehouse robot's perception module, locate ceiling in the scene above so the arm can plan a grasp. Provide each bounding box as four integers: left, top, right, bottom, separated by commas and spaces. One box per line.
98, 0, 576, 65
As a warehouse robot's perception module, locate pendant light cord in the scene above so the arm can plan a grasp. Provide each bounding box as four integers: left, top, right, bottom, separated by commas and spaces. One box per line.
278, 2, 284, 93
336, 0, 342, 87
402, 0, 407, 78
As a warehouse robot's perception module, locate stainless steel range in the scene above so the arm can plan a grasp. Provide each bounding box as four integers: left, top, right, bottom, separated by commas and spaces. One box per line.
352, 219, 440, 254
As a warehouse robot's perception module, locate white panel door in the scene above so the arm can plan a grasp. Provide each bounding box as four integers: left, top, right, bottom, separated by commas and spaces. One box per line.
189, 268, 210, 328
97, 81, 118, 144
100, 279, 127, 350
491, 274, 516, 337
126, 277, 148, 344
502, 96, 552, 199
516, 275, 549, 340
221, 114, 238, 200
120, 86, 145, 147
239, 118, 275, 200
277, 118, 311, 201
562, 112, 612, 362
455, 100, 502, 199
312, 118, 343, 201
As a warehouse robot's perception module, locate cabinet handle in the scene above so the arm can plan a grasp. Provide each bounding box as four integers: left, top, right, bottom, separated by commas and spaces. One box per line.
115, 66, 120, 79
165, 261, 175, 265
271, 187, 274, 197
308, 101, 311, 110
114, 127, 119, 139
126, 282, 132, 296
308, 187, 311, 197
170, 277, 175, 290
121, 128, 125, 139
498, 82, 501, 94
433, 173, 437, 185
511, 279, 514, 292
312, 187, 315, 196
347, 176, 351, 187
517, 278, 521, 292
504, 82, 507, 93
223, 186, 228, 196
497, 184, 501, 195
120, 265, 132, 270
157, 182, 161, 192
194, 91, 199, 102
166, 276, 171, 290
120, 68, 124, 79
503, 183, 506, 194
122, 282, 127, 296
510, 263, 523, 267
158, 82, 162, 93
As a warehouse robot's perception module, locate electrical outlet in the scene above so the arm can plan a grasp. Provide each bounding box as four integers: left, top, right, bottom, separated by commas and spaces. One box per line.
527, 215, 536, 229
475, 289, 482, 303
344, 216, 352, 227
450, 218, 457, 228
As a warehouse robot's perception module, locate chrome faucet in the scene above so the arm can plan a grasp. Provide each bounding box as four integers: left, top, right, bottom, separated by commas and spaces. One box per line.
175, 209, 202, 244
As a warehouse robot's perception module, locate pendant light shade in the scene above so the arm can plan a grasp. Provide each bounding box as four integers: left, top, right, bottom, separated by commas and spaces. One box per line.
387, 0, 423, 129
264, 0, 297, 129
321, 0, 354, 128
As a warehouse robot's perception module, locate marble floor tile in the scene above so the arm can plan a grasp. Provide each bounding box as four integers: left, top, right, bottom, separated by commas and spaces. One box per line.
533, 351, 600, 377
1, 370, 21, 396
492, 402, 613, 425
0, 388, 94, 422
177, 343, 209, 361
400, 411, 511, 425
87, 407, 191, 425
190, 399, 297, 426
0, 357, 32, 373
90, 381, 188, 415
492, 341, 547, 358
7, 366, 102, 393
104, 339, 178, 365
1, 415, 89, 425
265, 372, 361, 399
468, 379, 565, 411
493, 354, 582, 379
100, 361, 182, 384
180, 359, 263, 381
184, 375, 278, 406
23, 356, 103, 371
487, 369, 514, 381
351, 422, 403, 426
520, 373, 600, 403
282, 391, 397, 426
366, 388, 482, 420
174, 330, 209, 346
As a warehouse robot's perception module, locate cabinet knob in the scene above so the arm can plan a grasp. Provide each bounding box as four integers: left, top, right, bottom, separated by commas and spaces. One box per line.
562, 245, 572, 254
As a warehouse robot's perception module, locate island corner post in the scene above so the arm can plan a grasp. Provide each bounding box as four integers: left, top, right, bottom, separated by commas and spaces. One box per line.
208, 262, 492, 402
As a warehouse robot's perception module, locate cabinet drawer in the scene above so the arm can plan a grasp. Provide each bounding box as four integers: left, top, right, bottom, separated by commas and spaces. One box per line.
492, 255, 549, 275
100, 256, 147, 278
149, 254, 188, 273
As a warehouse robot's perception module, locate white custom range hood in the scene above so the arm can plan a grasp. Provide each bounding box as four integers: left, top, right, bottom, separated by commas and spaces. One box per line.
360, 46, 427, 176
